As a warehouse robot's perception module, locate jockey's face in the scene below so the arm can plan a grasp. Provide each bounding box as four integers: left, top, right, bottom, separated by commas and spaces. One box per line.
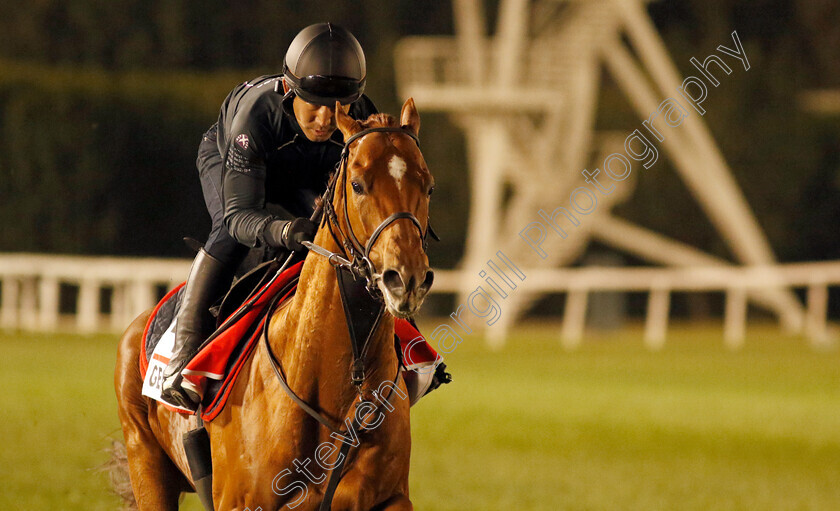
285, 81, 352, 142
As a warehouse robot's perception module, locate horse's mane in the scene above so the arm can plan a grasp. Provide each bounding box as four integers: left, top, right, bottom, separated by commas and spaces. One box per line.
361, 113, 399, 129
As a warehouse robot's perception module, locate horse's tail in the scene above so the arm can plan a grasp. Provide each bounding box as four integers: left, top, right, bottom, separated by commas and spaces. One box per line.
104, 439, 138, 510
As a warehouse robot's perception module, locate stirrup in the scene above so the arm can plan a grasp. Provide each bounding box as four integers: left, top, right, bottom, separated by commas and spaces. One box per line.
425, 362, 452, 396
161, 369, 201, 411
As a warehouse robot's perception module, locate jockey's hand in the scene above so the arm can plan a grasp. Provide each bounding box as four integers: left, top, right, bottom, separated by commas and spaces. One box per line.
269, 217, 316, 251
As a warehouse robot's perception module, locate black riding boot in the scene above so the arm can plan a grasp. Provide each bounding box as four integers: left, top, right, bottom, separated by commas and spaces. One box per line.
161, 248, 229, 410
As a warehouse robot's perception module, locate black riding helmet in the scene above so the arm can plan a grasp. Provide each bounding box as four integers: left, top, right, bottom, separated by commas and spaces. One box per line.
282, 23, 366, 106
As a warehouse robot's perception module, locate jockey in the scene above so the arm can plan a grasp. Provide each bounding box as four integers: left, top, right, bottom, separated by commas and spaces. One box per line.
161, 23, 447, 411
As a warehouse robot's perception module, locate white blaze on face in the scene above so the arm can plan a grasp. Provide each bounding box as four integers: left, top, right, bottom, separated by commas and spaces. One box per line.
388, 155, 407, 190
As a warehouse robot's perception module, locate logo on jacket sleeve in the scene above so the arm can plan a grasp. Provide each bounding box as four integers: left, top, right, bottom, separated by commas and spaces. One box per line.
235, 134, 250, 150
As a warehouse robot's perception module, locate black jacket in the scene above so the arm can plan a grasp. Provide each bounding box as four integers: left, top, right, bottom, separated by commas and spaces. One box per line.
216, 74, 377, 247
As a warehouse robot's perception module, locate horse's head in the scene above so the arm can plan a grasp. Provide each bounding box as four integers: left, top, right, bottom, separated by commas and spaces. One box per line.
331, 98, 435, 318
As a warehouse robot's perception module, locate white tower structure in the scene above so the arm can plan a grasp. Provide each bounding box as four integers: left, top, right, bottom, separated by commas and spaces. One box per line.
394, 0, 804, 344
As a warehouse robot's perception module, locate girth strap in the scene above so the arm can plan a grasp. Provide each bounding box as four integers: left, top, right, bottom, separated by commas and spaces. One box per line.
318, 417, 358, 511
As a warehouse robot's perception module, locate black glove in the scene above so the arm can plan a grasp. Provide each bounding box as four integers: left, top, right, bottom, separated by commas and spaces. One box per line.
266, 218, 316, 251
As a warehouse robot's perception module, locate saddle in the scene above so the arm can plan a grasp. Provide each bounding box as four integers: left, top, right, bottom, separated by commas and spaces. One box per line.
140, 260, 303, 419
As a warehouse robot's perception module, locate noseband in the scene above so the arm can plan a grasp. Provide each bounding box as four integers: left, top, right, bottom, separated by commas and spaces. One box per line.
305, 126, 437, 296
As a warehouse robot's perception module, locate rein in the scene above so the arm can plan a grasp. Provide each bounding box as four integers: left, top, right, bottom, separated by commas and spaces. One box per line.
263, 125, 432, 510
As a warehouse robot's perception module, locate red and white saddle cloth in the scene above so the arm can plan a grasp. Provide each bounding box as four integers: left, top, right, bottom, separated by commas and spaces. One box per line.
139, 261, 441, 421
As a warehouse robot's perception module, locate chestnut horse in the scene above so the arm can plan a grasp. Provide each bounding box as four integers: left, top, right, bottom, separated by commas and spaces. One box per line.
114, 98, 435, 510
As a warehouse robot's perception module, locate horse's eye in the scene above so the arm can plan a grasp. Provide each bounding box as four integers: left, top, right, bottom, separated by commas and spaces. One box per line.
427, 185, 435, 197
351, 181, 365, 195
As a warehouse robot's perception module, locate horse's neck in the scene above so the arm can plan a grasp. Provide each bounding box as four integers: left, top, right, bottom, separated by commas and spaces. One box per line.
265, 227, 396, 413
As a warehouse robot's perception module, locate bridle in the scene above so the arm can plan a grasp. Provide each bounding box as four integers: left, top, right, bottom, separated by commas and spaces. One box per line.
303, 126, 438, 296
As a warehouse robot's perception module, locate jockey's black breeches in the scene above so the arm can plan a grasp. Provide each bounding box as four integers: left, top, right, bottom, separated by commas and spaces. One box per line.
196, 124, 250, 269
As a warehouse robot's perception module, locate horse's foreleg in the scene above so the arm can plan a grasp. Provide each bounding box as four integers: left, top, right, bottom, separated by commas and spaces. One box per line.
372, 494, 413, 511
332, 472, 413, 511
331, 471, 378, 511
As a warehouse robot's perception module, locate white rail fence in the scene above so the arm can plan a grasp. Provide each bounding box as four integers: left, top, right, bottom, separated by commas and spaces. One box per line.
1, 253, 838, 349
0, 253, 190, 334
431, 261, 840, 349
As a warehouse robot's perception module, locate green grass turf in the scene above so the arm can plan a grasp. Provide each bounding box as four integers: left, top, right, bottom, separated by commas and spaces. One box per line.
0, 323, 838, 510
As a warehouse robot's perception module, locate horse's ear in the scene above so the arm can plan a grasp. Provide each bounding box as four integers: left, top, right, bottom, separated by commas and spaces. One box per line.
400, 97, 420, 136
335, 101, 362, 141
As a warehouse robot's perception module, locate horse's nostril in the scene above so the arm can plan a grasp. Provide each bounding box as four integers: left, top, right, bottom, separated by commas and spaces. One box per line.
422, 269, 435, 289
382, 269, 405, 295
